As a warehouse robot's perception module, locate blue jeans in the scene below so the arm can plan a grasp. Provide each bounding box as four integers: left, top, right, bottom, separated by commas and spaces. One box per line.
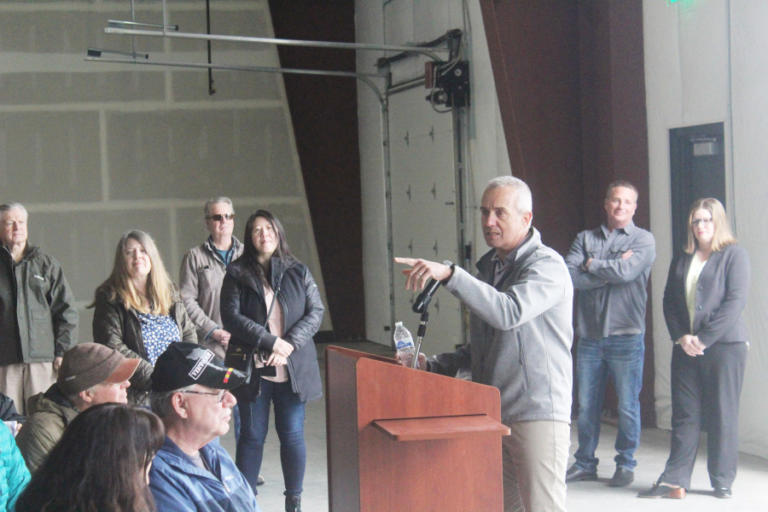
233, 404, 241, 440
236, 379, 306, 497
574, 333, 645, 472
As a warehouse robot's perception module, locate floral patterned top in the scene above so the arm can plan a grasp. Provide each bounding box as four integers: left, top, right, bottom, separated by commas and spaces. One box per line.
137, 312, 181, 365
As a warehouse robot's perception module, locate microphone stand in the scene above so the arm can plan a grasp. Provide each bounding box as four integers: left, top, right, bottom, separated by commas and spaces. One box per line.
411, 299, 431, 369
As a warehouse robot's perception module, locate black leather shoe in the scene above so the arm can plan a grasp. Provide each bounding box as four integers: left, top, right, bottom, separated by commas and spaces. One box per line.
637, 482, 686, 499
713, 487, 732, 499
608, 467, 634, 487
566, 464, 597, 482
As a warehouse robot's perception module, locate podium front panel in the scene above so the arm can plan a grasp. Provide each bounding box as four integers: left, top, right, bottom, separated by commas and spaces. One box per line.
326, 346, 506, 512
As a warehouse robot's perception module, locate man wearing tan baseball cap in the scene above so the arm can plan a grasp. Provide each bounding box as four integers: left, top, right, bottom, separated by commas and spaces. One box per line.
15, 343, 140, 472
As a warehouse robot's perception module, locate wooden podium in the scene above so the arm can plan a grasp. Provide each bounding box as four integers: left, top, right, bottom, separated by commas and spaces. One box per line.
325, 346, 510, 512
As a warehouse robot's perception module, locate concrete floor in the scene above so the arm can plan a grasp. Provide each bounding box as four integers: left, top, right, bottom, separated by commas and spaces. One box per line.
220, 342, 768, 511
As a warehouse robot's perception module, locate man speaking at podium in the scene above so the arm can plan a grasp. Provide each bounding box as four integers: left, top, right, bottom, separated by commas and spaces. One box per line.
395, 176, 573, 512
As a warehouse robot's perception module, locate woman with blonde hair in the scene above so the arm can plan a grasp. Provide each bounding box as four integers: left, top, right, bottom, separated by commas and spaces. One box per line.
92, 230, 196, 402
639, 198, 750, 499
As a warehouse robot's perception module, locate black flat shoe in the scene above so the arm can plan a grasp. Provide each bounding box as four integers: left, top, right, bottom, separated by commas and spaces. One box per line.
565, 464, 597, 483
608, 467, 634, 487
637, 482, 686, 499
713, 487, 732, 499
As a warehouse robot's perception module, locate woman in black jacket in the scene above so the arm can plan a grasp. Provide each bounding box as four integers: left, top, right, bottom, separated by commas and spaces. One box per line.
92, 230, 197, 402
221, 210, 323, 512
639, 198, 750, 500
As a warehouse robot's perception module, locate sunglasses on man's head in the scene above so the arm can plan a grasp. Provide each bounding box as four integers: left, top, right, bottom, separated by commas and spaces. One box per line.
206, 213, 235, 222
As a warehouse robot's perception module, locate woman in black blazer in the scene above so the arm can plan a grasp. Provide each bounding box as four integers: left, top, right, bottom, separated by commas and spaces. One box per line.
640, 198, 750, 500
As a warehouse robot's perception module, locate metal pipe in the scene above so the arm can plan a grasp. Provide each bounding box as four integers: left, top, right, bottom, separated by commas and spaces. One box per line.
380, 89, 396, 338
387, 76, 426, 96
107, 19, 179, 31
87, 48, 149, 59
205, 0, 215, 95
453, 105, 471, 346
377, 29, 462, 69
84, 55, 383, 79
162, 0, 169, 35
129, 0, 136, 60
103, 25, 446, 61
84, 56, 385, 103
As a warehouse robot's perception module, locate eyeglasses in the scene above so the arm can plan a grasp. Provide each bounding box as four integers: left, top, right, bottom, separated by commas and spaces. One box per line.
179, 389, 227, 403
692, 218, 713, 226
206, 213, 235, 222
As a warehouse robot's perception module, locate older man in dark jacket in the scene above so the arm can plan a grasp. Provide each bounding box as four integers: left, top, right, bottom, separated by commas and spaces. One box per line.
0, 203, 78, 415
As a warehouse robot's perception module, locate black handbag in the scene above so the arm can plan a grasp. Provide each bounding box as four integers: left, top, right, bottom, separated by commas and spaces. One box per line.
224, 281, 281, 377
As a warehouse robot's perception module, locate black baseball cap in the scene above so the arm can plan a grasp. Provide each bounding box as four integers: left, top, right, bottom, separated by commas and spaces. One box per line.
151, 342, 247, 392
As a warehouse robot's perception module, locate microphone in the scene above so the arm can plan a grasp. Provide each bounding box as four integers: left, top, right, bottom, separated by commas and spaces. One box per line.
412, 278, 441, 314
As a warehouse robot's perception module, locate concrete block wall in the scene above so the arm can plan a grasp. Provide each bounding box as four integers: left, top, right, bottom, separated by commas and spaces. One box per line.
0, 0, 329, 339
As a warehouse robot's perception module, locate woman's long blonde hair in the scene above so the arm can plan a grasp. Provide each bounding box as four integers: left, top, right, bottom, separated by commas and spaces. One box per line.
97, 230, 174, 315
684, 198, 737, 254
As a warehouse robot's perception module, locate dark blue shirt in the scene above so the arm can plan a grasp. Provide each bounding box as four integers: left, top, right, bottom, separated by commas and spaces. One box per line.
150, 436, 260, 512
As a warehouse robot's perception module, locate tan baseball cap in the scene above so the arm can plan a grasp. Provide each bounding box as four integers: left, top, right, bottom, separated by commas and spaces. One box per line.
57, 343, 140, 395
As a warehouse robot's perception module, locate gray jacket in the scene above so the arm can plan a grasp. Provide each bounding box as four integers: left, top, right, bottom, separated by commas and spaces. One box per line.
431, 228, 574, 425
565, 222, 655, 339
179, 237, 243, 344
663, 244, 750, 347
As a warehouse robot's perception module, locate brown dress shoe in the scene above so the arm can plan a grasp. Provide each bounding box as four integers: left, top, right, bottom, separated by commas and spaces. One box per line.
637, 482, 686, 499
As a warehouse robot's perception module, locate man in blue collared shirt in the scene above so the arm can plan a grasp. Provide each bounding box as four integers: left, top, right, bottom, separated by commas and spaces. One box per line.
149, 342, 260, 512
565, 181, 656, 488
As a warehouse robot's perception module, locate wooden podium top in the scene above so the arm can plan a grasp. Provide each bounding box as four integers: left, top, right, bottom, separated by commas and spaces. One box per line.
373, 414, 510, 441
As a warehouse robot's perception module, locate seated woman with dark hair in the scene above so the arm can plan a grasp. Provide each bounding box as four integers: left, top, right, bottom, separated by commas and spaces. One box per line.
15, 403, 164, 512
92, 230, 197, 402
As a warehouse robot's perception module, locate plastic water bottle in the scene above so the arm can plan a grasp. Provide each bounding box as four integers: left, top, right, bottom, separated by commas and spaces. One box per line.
394, 321, 415, 368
